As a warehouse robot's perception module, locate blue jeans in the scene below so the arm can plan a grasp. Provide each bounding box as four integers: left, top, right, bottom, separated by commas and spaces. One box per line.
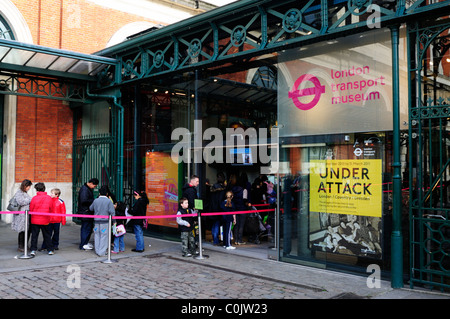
133, 224, 144, 251
113, 235, 125, 252
79, 220, 93, 249
211, 220, 221, 245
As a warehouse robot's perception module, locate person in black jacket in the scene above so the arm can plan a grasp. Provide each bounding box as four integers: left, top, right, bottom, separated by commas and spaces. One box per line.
209, 173, 226, 245
176, 197, 196, 257
181, 175, 199, 210
78, 178, 98, 250
129, 190, 149, 252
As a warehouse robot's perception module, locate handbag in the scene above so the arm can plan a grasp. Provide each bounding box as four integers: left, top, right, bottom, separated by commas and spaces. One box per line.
114, 224, 126, 237
7, 196, 20, 211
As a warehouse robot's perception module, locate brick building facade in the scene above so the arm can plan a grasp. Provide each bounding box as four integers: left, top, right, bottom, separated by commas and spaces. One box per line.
0, 0, 216, 220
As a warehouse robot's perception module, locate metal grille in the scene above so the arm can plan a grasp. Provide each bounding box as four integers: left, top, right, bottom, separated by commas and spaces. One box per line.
72, 134, 115, 216
409, 19, 450, 291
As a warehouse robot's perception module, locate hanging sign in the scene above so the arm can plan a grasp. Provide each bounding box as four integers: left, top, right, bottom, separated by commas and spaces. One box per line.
278, 30, 402, 137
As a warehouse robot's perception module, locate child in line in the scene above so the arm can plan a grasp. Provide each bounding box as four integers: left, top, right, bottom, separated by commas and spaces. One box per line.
220, 191, 236, 250
113, 201, 127, 254
40, 188, 66, 251
176, 197, 196, 257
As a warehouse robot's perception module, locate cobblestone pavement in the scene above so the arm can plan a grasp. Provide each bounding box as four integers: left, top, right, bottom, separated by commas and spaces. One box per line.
0, 253, 320, 299
0, 222, 449, 307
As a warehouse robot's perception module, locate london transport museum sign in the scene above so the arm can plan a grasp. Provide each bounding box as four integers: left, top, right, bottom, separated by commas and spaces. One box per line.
279, 30, 405, 219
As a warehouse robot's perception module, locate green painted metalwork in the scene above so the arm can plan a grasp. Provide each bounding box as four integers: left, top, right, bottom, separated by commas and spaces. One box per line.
391, 24, 403, 288
72, 133, 115, 217
408, 17, 450, 291
95, 0, 450, 90
0, 74, 89, 102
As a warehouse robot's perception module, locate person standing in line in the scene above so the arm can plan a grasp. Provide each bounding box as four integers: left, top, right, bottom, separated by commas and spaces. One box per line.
112, 201, 127, 254
78, 178, 99, 250
11, 179, 33, 252
182, 175, 200, 247
220, 191, 236, 250
40, 188, 66, 251
29, 183, 55, 256
230, 174, 248, 245
176, 197, 196, 257
128, 190, 149, 252
182, 175, 200, 211
209, 173, 226, 246
89, 185, 116, 257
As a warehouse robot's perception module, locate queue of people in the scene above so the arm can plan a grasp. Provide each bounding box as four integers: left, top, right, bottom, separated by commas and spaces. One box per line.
9, 172, 274, 259
175, 172, 274, 255
10, 179, 66, 256
9, 178, 150, 258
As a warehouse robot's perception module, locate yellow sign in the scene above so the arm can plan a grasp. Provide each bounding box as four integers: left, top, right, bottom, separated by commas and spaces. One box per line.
310, 159, 382, 217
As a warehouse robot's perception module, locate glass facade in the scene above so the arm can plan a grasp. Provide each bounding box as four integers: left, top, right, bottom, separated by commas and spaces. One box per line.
115, 28, 411, 276
276, 29, 408, 275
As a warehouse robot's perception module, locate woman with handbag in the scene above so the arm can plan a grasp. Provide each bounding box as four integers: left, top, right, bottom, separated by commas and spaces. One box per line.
11, 179, 33, 252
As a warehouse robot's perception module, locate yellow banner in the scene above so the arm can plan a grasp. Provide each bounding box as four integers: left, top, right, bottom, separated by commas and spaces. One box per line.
310, 159, 382, 217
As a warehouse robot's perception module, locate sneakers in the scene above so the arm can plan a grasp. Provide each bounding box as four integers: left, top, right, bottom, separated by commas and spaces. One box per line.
225, 246, 236, 250
182, 253, 192, 257
82, 243, 93, 250
28, 250, 54, 256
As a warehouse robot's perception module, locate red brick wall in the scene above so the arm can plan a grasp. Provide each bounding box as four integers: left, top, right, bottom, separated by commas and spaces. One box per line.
10, 0, 162, 183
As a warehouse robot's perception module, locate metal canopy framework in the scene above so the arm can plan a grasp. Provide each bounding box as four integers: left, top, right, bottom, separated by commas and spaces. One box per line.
95, 0, 450, 91
0, 38, 118, 102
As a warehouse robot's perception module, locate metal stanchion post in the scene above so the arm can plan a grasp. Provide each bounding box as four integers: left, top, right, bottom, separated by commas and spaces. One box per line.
19, 210, 34, 259
102, 215, 117, 264
194, 210, 208, 260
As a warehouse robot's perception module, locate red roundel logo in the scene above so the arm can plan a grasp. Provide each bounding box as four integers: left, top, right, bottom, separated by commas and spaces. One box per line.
288, 74, 325, 111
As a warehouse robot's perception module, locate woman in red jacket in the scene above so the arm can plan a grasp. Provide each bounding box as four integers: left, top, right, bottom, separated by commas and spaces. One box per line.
29, 182, 55, 256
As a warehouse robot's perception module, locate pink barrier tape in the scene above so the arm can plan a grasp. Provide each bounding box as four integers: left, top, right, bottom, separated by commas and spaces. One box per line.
0, 208, 275, 219
0, 211, 26, 214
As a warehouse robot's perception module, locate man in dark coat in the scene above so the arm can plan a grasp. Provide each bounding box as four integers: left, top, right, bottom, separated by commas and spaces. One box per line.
182, 175, 199, 210
78, 178, 98, 250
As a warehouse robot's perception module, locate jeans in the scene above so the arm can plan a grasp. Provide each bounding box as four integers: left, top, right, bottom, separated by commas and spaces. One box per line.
79, 220, 93, 249
234, 214, 247, 243
211, 220, 221, 245
223, 220, 233, 247
133, 224, 144, 251
41, 223, 60, 249
113, 235, 125, 252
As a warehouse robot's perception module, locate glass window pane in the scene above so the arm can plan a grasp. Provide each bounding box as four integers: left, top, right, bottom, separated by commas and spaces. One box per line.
1, 48, 35, 65
47, 56, 78, 72
68, 60, 102, 75
0, 46, 10, 61
25, 52, 59, 69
